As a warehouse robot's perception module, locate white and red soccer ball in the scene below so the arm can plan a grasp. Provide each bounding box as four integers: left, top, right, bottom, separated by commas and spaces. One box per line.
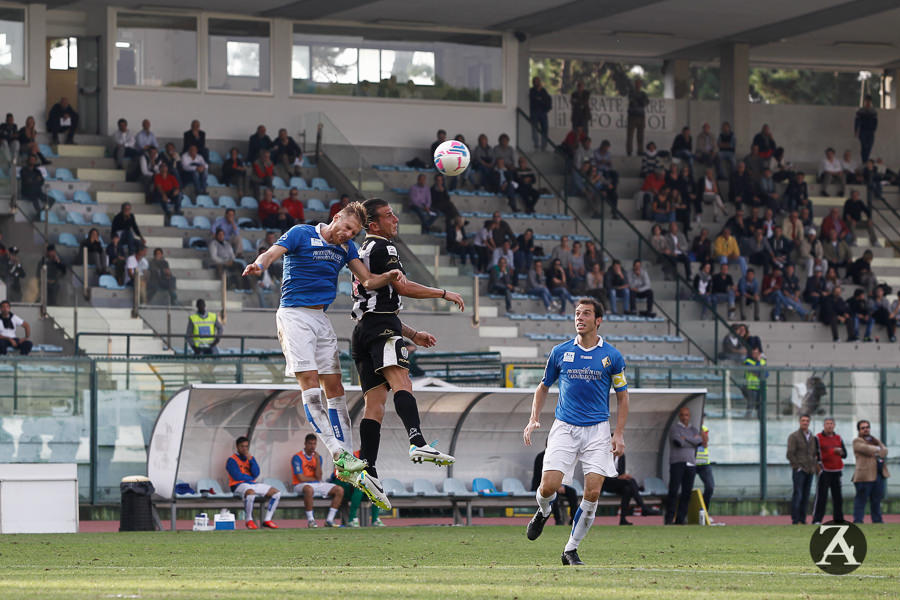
433, 140, 470, 177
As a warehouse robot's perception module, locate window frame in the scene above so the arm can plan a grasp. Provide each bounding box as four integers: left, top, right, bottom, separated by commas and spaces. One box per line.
0, 2, 28, 87
204, 13, 274, 97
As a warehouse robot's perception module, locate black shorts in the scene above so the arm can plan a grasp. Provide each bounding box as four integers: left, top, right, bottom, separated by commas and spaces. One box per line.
351, 313, 409, 393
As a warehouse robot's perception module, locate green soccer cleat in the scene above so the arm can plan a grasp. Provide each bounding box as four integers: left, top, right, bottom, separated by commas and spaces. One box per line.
353, 471, 391, 511
333, 449, 368, 473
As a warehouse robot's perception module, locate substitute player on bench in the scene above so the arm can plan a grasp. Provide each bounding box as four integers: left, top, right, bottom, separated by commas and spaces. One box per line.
523, 298, 629, 566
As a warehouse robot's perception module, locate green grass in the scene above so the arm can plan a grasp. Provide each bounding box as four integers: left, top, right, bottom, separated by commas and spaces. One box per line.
0, 525, 898, 599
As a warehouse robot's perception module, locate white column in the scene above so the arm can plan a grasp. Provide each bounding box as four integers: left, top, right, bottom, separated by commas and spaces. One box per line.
719, 42, 750, 154
663, 59, 690, 100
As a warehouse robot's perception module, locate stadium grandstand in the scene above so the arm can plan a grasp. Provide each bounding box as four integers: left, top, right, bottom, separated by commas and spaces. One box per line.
0, 0, 898, 541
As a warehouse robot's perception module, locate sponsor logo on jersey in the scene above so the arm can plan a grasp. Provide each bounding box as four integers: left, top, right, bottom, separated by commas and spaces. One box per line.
310, 238, 324, 247
563, 351, 575, 362
602, 356, 611, 368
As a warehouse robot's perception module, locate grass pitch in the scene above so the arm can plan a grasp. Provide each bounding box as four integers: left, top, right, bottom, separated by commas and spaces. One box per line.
0, 524, 897, 599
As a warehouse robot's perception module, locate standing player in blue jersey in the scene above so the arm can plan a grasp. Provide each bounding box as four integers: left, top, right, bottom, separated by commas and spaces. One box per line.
242, 201, 403, 502
523, 297, 629, 566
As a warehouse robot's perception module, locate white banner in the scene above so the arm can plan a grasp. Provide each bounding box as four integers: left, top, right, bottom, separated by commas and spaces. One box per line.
550, 94, 675, 132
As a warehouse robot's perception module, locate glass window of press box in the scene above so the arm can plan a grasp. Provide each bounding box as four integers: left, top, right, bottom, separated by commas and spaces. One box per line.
115, 12, 198, 89
208, 17, 271, 93
292, 26, 503, 103
0, 7, 26, 81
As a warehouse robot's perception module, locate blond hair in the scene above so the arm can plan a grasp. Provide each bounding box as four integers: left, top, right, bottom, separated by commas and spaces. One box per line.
338, 201, 367, 227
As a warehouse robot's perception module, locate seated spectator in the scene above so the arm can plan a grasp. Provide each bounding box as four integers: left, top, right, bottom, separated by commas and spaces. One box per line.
604, 260, 630, 315
37, 245, 67, 306
222, 147, 248, 195
721, 322, 747, 361
17, 115, 47, 164
744, 206, 762, 238
0, 299, 32, 356
112, 202, 145, 255
695, 122, 717, 167
729, 161, 754, 207
135, 119, 158, 151
430, 173, 459, 223
870, 285, 897, 343
112, 118, 139, 171
770, 225, 792, 271
627, 259, 654, 316
820, 285, 852, 342
208, 228, 246, 290
3, 246, 22, 302
783, 211, 803, 246
665, 162, 680, 189
271, 128, 302, 180
823, 229, 852, 274
447, 133, 475, 191
671, 126, 694, 171
147, 248, 178, 305
472, 220, 496, 273
181, 144, 208, 194
493, 133, 515, 168
664, 222, 691, 280
471, 133, 494, 187
549, 235, 572, 273
693, 261, 713, 317
160, 142, 183, 187
490, 211, 517, 249
139, 146, 162, 200
20, 153, 50, 214
672, 167, 694, 232
776, 263, 812, 321
408, 173, 437, 233
650, 223, 671, 278
583, 240, 601, 273
584, 263, 607, 312
487, 157, 518, 212
639, 165, 665, 219
227, 436, 281, 530
291, 433, 342, 528
752, 124, 777, 159
690, 228, 712, 264
281, 188, 305, 222
152, 163, 182, 223
651, 187, 674, 224
593, 139, 619, 184
488, 256, 514, 313
124, 245, 148, 303
743, 229, 774, 274
547, 258, 576, 314
639, 141, 663, 177
771, 147, 795, 183
514, 156, 541, 214
247, 125, 272, 164
78, 228, 106, 274
211, 208, 244, 257
699, 167, 726, 223
250, 148, 275, 194
841, 150, 860, 184
568, 241, 586, 292
105, 233, 128, 285
799, 205, 814, 228
717, 122, 736, 179
737, 268, 760, 321
46, 97, 78, 145
429, 128, 447, 157
560, 125, 586, 163
848, 288, 874, 342
527, 260, 554, 312
803, 266, 827, 311
784, 171, 809, 212
329, 194, 349, 220
709, 262, 737, 320
0, 113, 18, 161
515, 228, 536, 279
756, 168, 780, 212
843, 190, 877, 247
818, 147, 844, 196
258, 188, 279, 224
760, 265, 783, 318
182, 119, 208, 161
447, 216, 478, 268
713, 227, 747, 276
587, 164, 618, 216
491, 239, 515, 272
264, 205, 295, 234
848, 250, 877, 296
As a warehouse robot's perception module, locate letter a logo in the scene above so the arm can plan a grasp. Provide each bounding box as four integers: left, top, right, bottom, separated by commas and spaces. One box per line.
809, 521, 867, 575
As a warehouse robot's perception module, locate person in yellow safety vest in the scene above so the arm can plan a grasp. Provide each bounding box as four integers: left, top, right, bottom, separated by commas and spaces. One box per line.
743, 346, 767, 418
186, 298, 222, 355
695, 419, 714, 511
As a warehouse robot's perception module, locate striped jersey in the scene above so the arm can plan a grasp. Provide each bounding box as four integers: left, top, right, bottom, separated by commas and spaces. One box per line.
351, 235, 405, 319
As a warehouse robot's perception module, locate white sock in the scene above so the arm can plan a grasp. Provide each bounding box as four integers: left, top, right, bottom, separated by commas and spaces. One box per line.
327, 395, 353, 452
536, 489, 557, 517
565, 498, 598, 552
302, 388, 344, 456
327, 507, 338, 522
264, 492, 281, 521
305, 510, 314, 521
243, 494, 255, 521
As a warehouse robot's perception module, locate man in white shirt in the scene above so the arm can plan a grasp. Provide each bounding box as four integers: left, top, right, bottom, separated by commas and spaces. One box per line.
139, 147, 162, 199
181, 144, 209, 194
491, 240, 515, 270
0, 300, 33, 355
701, 167, 725, 222
112, 118, 139, 170
135, 119, 158, 151
125, 246, 149, 303
818, 147, 844, 197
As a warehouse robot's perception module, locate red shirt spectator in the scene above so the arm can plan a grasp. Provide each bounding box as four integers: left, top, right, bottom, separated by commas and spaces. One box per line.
641, 172, 665, 194
153, 172, 179, 194
253, 160, 274, 180
281, 196, 305, 221
258, 195, 278, 223
330, 195, 350, 220
821, 208, 851, 241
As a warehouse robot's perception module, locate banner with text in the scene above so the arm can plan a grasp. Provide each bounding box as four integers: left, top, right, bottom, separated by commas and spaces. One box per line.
550, 94, 675, 132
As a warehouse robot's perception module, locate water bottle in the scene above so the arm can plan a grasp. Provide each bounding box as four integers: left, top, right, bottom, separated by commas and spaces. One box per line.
699, 509, 707, 525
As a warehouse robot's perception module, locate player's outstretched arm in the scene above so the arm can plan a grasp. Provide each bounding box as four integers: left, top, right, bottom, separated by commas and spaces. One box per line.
400, 323, 437, 348
392, 277, 465, 312
611, 389, 629, 457
346, 258, 405, 290
242, 244, 287, 277
523, 383, 549, 446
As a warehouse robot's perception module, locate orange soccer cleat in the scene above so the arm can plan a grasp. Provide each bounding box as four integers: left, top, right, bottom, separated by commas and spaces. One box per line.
246, 520, 258, 529
262, 520, 279, 529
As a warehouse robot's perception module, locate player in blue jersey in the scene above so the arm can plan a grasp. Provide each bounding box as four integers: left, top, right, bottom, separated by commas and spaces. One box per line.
243, 201, 403, 501
523, 297, 629, 566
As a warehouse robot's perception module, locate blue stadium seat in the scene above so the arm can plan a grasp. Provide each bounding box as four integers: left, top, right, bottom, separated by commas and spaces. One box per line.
500, 477, 530, 496
73, 190, 94, 204
664, 335, 685, 343
41, 210, 64, 224
289, 176, 308, 189
472, 477, 508, 497
373, 164, 396, 171
645, 335, 665, 342
605, 334, 626, 342
206, 174, 220, 187
169, 215, 190, 229
92, 211, 112, 227
48, 189, 67, 204
195, 195, 216, 208
217, 195, 237, 209
207, 150, 223, 165
272, 176, 288, 190
57, 232, 79, 247
625, 335, 647, 342
261, 477, 299, 498
413, 478, 447, 496
180, 195, 195, 208
196, 478, 234, 499
192, 215, 212, 230
54, 167, 76, 181
66, 210, 87, 225
311, 177, 334, 191
642, 477, 668, 496
382, 478, 414, 497
240, 196, 258, 210
441, 478, 476, 497
306, 198, 327, 212
98, 274, 126, 290
39, 143, 57, 158
300, 156, 313, 167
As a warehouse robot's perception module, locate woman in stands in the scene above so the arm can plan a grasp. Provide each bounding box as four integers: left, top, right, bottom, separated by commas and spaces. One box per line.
17, 116, 49, 165
79, 228, 106, 274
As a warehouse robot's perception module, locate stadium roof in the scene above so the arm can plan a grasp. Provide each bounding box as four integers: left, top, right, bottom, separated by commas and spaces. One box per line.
41, 0, 900, 69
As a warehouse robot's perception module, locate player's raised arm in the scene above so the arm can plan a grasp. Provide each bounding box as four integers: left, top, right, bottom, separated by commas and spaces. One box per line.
524, 382, 549, 446
347, 257, 405, 290
392, 277, 465, 312
242, 244, 287, 277
611, 389, 629, 457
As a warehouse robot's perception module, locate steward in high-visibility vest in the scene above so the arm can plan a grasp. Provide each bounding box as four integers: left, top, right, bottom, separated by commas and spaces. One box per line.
742, 347, 767, 417
187, 298, 220, 354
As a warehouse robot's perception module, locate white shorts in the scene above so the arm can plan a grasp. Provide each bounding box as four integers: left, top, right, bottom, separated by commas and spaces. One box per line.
276, 307, 341, 376
233, 482, 274, 496
293, 481, 337, 497
543, 419, 618, 485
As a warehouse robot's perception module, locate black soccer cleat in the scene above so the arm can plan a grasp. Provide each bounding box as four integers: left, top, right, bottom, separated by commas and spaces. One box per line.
526, 509, 551, 541
561, 550, 584, 566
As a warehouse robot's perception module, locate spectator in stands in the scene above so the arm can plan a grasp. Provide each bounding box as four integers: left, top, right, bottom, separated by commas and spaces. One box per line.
473, 220, 495, 274
208, 228, 245, 290
664, 222, 691, 280
818, 147, 844, 197
783, 211, 803, 246
112, 118, 138, 171
713, 227, 747, 276
182, 119, 208, 161
568, 241, 586, 293
855, 94, 878, 162
693, 261, 713, 317
4, 248, 25, 302
716, 122, 736, 179
78, 228, 105, 274
760, 265, 784, 320
493, 133, 515, 169
139, 146, 161, 201
803, 266, 827, 312
743, 145, 766, 184
491, 240, 515, 271
471, 134, 494, 188
570, 80, 591, 134
257, 188, 279, 224
328, 194, 348, 220
188, 298, 222, 355
446, 216, 477, 268
112, 202, 144, 255
863, 159, 886, 201
729, 161, 754, 208
724, 208, 748, 240
639, 165, 665, 219
125, 245, 148, 303
529, 77, 552, 151
778, 264, 812, 321
737, 268, 760, 321
227, 436, 281, 529
17, 116, 48, 164
770, 225, 792, 271
271, 128, 302, 180
709, 262, 737, 320
843, 190, 877, 247
429, 129, 447, 157
105, 234, 127, 285
0, 113, 18, 162
695, 122, 716, 168
446, 133, 474, 191
626, 78, 649, 157
147, 248, 178, 305
752, 124, 777, 160
823, 229, 852, 275
515, 228, 536, 279
222, 147, 248, 195
745, 206, 762, 237
583, 240, 601, 273
744, 229, 774, 274
584, 263, 607, 312
0, 300, 32, 355
697, 167, 725, 223
135, 119, 157, 151
671, 166, 693, 232
514, 156, 541, 214
627, 259, 654, 317
604, 260, 630, 315
490, 211, 516, 249
264, 204, 295, 234
247, 125, 272, 165
870, 285, 896, 342
292, 433, 343, 528
211, 208, 244, 257
721, 322, 747, 361
819, 285, 852, 342
587, 163, 618, 217
549, 234, 572, 273
430, 173, 459, 223
250, 148, 275, 195
152, 162, 182, 224
640, 142, 663, 177
526, 260, 554, 312
487, 157, 518, 212
46, 97, 78, 145
784, 171, 809, 213
181, 144, 209, 194
20, 153, 50, 214
489, 256, 514, 313
408, 173, 437, 233
824, 266, 840, 294
848, 288, 874, 342
281, 188, 305, 222
651, 187, 674, 224
690, 228, 711, 265
848, 250, 877, 296
560, 125, 586, 163
841, 150, 860, 184
671, 126, 694, 172
547, 258, 576, 314
665, 406, 702, 525
757, 168, 780, 212
160, 142, 183, 187
771, 147, 795, 183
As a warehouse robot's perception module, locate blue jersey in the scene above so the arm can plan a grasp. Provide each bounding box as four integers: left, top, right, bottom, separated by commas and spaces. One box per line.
541, 337, 627, 427
275, 224, 359, 308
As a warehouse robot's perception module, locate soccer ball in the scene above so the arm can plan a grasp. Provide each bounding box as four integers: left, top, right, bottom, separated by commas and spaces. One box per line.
433, 140, 470, 177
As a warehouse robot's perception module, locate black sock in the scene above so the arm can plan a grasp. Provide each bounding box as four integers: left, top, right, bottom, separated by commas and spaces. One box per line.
393, 390, 427, 447
359, 418, 381, 478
